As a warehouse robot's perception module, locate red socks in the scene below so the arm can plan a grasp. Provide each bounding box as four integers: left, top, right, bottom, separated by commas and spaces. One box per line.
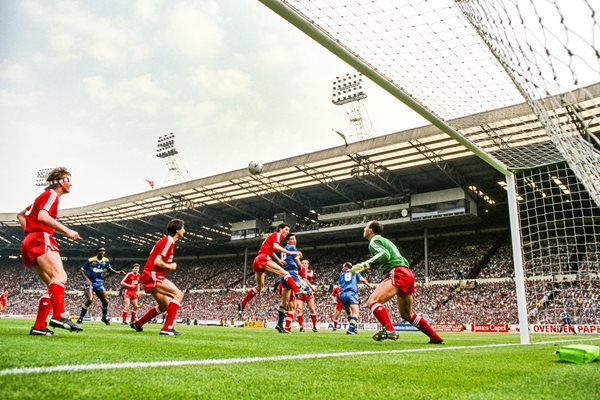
122, 310, 127, 322
311, 314, 317, 328
297, 315, 304, 327
283, 274, 300, 293
162, 301, 180, 331
284, 312, 294, 331
33, 294, 52, 330
241, 287, 258, 308
131, 310, 137, 322
48, 281, 65, 319
136, 306, 160, 328
369, 302, 394, 331
409, 313, 443, 341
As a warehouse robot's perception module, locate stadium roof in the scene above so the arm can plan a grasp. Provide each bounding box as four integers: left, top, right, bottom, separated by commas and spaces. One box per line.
0, 83, 598, 259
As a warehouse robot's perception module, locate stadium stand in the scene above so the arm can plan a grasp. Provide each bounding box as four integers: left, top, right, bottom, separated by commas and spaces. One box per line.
2, 230, 598, 325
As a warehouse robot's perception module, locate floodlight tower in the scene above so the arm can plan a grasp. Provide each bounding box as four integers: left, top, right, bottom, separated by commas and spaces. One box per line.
156, 132, 189, 184
332, 72, 374, 142
35, 167, 52, 187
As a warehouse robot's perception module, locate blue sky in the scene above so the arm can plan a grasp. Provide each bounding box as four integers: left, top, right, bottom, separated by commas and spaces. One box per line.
0, 0, 425, 212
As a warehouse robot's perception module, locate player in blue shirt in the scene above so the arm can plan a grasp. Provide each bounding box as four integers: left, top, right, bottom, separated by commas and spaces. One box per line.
338, 262, 372, 335
559, 310, 577, 334
276, 233, 308, 333
77, 247, 124, 325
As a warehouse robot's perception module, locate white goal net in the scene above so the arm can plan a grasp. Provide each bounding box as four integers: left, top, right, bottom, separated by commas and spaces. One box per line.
260, 0, 600, 342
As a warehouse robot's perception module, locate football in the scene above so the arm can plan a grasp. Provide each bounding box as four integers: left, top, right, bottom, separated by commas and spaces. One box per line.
248, 160, 263, 175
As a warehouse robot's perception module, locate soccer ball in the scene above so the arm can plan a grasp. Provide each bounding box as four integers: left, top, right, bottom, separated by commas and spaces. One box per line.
248, 160, 263, 175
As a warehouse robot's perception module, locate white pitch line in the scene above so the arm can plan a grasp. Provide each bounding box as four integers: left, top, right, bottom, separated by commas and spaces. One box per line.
1, 338, 597, 377
0, 342, 536, 377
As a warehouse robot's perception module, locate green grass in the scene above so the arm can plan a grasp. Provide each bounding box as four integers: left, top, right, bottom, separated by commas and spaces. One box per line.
0, 319, 598, 399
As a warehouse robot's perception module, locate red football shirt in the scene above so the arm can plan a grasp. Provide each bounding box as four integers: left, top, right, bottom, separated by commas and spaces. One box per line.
258, 231, 281, 256
304, 268, 314, 284
331, 286, 340, 301
23, 190, 59, 236
143, 236, 175, 273
122, 272, 141, 289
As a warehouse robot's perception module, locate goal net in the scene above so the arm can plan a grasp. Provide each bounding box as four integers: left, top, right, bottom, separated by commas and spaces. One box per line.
260, 0, 600, 342
519, 163, 600, 338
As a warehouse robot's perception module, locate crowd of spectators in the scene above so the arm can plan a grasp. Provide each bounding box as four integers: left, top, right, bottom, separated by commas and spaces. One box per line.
2, 230, 598, 326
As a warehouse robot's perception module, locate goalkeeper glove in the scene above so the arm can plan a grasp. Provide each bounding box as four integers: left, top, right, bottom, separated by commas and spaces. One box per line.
351, 262, 370, 275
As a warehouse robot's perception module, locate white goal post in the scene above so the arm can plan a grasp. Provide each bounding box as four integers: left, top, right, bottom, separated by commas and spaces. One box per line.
259, 0, 600, 344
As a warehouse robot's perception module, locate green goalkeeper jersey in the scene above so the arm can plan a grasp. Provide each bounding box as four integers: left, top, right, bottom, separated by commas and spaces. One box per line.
366, 235, 410, 274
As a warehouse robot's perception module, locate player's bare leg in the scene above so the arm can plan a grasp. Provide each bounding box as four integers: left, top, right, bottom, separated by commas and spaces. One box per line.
346, 303, 360, 335
131, 297, 138, 323
96, 289, 111, 325
367, 280, 398, 341
285, 292, 296, 332
152, 279, 184, 336
296, 299, 305, 332
277, 287, 294, 333
332, 308, 341, 331
308, 298, 318, 332
396, 294, 443, 344
77, 287, 94, 323
33, 252, 67, 285
133, 279, 183, 334
264, 261, 301, 293
239, 271, 265, 315
122, 297, 131, 324
33, 252, 81, 333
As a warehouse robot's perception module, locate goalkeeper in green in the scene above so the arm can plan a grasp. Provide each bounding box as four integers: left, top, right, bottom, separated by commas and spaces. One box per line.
352, 220, 444, 343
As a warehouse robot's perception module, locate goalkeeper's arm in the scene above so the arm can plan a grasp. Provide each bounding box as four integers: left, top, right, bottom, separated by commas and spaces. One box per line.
351, 261, 371, 275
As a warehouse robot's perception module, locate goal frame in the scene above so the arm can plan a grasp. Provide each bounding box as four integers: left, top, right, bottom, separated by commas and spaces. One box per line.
258, 0, 531, 343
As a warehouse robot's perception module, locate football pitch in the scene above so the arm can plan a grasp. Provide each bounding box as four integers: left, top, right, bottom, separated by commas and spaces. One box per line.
0, 319, 598, 399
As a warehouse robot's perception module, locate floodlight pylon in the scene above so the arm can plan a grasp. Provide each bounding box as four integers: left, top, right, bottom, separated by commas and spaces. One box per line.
35, 167, 52, 187
156, 132, 189, 185
332, 72, 374, 142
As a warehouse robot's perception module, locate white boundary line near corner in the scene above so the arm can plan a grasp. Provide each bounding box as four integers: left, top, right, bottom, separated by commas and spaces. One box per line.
1, 338, 597, 377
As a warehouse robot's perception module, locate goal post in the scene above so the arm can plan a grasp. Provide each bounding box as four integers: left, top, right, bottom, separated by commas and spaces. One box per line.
259, 0, 600, 344
506, 174, 530, 344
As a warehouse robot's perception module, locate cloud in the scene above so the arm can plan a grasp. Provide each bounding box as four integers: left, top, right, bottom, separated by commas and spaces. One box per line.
0, 60, 27, 81
190, 66, 254, 98
134, 0, 161, 22
0, 89, 43, 107
158, 1, 224, 61
23, 0, 149, 66
82, 74, 168, 115
21, 0, 44, 18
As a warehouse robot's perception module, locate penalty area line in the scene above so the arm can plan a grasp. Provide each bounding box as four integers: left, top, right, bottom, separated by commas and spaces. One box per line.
0, 341, 550, 376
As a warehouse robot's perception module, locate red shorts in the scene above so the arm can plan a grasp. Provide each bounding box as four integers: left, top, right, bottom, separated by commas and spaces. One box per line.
141, 270, 165, 293
252, 254, 272, 273
335, 301, 343, 312
21, 232, 59, 268
384, 266, 416, 296
123, 290, 139, 300
297, 294, 314, 303
278, 283, 296, 301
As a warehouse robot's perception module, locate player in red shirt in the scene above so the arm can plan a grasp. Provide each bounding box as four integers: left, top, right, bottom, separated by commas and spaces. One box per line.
296, 259, 319, 332
238, 223, 303, 315
17, 167, 83, 336
120, 263, 141, 324
0, 290, 8, 316
130, 219, 185, 336
331, 285, 343, 331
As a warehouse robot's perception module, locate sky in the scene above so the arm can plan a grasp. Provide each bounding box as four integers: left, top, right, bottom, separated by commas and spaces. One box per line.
0, 0, 428, 213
